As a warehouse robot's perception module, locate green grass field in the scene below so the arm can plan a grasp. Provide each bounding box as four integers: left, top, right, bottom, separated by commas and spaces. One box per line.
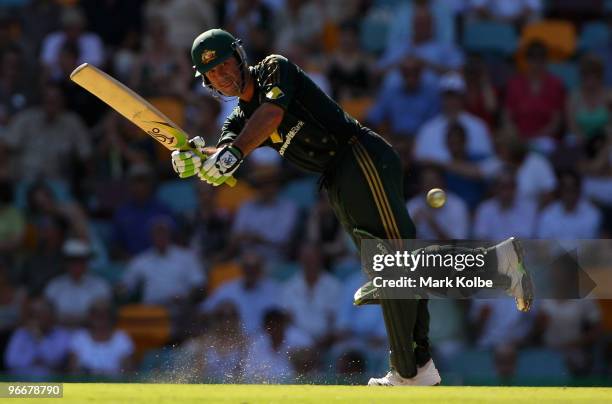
14, 384, 612, 404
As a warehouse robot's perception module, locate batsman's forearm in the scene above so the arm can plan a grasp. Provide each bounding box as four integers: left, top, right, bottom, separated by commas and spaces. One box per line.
232, 103, 284, 156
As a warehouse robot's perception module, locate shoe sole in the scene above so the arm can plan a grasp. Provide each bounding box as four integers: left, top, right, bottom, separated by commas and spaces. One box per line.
512, 238, 534, 312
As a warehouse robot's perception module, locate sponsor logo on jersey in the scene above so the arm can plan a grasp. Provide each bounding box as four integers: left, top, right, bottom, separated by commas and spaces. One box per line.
279, 121, 304, 156
266, 86, 284, 100
201, 50, 216, 64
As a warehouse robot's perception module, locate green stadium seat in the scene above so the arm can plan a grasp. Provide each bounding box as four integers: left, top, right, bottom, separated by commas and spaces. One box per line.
360, 8, 392, 54
515, 349, 570, 385
269, 261, 300, 281
332, 261, 360, 281
139, 346, 177, 373
280, 176, 318, 211
15, 179, 72, 210
156, 179, 198, 215
463, 22, 518, 56
549, 62, 579, 90
92, 261, 125, 285
579, 22, 610, 51
449, 349, 495, 381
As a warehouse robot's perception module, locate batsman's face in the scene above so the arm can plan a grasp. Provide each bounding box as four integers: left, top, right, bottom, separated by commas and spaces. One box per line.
205, 57, 243, 97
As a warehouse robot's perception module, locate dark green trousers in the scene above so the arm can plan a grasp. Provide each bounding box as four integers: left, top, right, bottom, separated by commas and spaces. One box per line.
324, 130, 431, 378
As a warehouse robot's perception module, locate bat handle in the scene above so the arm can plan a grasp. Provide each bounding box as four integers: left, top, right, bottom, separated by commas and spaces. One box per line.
189, 148, 237, 188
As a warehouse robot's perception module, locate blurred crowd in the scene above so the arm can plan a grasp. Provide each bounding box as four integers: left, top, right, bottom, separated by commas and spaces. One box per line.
0, 0, 612, 385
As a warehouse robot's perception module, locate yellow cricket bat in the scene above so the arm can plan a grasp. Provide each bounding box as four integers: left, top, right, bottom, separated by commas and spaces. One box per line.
69, 63, 236, 186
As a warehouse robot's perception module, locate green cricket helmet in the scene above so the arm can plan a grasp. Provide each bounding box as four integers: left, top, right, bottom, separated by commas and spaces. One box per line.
191, 29, 247, 78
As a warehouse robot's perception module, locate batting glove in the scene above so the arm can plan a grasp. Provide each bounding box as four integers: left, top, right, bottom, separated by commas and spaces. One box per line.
198, 144, 243, 186
171, 136, 206, 178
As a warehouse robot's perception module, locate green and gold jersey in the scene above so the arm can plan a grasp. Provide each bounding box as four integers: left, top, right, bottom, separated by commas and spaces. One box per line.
217, 54, 367, 173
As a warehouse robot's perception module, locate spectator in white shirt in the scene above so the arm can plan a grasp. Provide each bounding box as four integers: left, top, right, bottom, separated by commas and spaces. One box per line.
228, 165, 299, 263
201, 251, 281, 336
407, 166, 469, 240
282, 243, 341, 342
446, 135, 557, 206
474, 170, 538, 240
44, 239, 111, 327
4, 297, 71, 377
179, 300, 249, 383
120, 216, 205, 305
482, 136, 557, 205
381, 0, 461, 79
537, 171, 602, 241
469, 299, 537, 349
40, 7, 104, 81
243, 308, 313, 383
68, 299, 134, 376
538, 300, 601, 376
414, 73, 493, 163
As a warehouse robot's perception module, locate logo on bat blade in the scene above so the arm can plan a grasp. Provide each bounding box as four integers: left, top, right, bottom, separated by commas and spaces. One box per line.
148, 129, 174, 145
143, 121, 184, 147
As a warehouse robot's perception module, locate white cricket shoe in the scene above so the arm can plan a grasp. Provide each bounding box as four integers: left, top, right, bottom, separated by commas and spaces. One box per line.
367, 359, 441, 386
494, 237, 534, 312
412, 359, 442, 386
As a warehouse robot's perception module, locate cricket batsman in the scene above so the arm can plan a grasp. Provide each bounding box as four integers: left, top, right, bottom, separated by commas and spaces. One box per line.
171, 29, 533, 386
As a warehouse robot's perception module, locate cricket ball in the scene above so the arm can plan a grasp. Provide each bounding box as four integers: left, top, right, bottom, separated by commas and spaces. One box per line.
426, 188, 446, 208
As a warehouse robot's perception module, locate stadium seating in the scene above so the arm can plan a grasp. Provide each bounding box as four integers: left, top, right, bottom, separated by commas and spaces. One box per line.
548, 62, 580, 90
117, 304, 172, 362
340, 97, 375, 122
519, 20, 577, 61
514, 349, 570, 385
207, 261, 242, 293
15, 179, 72, 210
156, 179, 198, 216
280, 175, 319, 211
462, 22, 518, 56
214, 179, 256, 215
332, 260, 361, 281
269, 261, 300, 282
360, 7, 392, 54
91, 260, 125, 286
579, 22, 611, 52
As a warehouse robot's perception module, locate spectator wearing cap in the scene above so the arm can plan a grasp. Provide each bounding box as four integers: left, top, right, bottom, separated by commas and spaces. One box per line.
119, 216, 205, 306
111, 163, 174, 260
4, 297, 71, 377
43, 239, 112, 327
366, 55, 439, 140
504, 41, 565, 153
40, 6, 104, 81
414, 72, 493, 163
